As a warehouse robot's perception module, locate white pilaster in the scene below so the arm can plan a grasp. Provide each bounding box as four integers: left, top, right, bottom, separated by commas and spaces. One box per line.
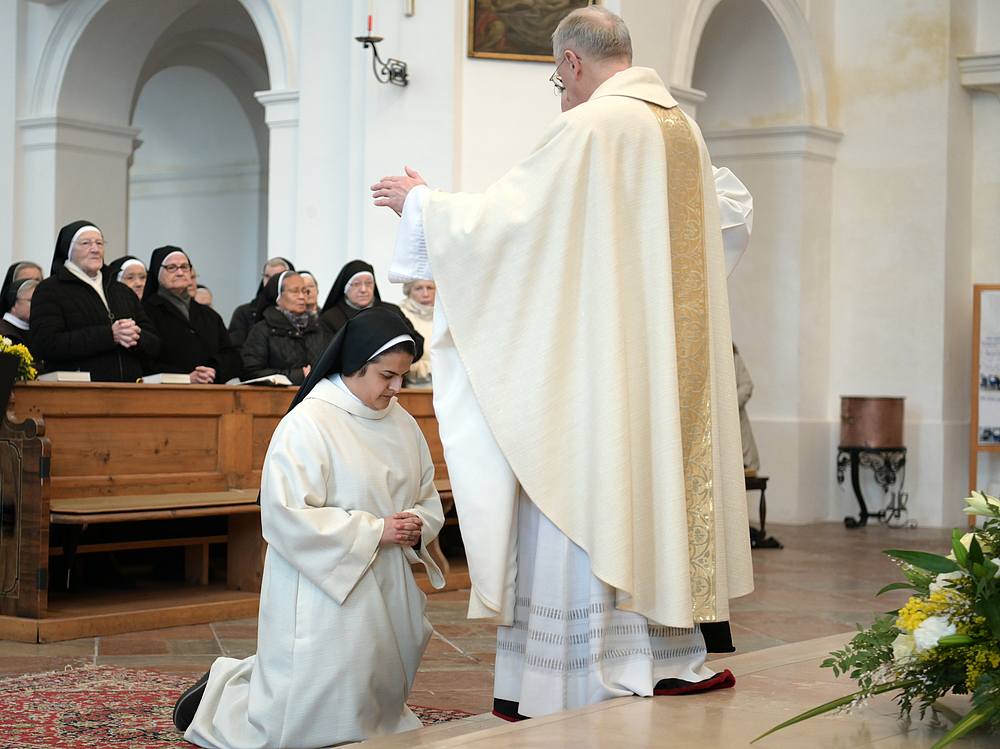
705, 124, 842, 525
254, 89, 299, 263
18, 115, 141, 261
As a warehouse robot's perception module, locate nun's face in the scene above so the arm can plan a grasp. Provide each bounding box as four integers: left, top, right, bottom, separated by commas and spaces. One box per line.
70, 230, 105, 276
14, 266, 42, 284
159, 254, 192, 296
409, 280, 435, 306
120, 266, 146, 297
346, 274, 375, 308
344, 351, 413, 410
277, 273, 307, 315
302, 275, 318, 311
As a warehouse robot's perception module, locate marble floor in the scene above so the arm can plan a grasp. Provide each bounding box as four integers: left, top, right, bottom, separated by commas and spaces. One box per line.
0, 521, 958, 719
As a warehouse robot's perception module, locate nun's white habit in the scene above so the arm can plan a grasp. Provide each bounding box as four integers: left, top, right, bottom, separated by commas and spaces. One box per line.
185, 312, 444, 749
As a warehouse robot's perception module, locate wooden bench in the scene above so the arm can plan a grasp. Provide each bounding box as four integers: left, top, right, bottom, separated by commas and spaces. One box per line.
1, 381, 297, 642
0, 383, 453, 642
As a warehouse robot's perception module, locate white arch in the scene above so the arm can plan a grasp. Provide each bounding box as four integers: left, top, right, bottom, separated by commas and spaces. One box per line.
235, 0, 296, 92
27, 0, 294, 120
675, 0, 828, 127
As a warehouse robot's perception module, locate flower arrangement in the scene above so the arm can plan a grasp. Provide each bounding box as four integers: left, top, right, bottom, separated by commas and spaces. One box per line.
754, 491, 1000, 748
0, 337, 37, 381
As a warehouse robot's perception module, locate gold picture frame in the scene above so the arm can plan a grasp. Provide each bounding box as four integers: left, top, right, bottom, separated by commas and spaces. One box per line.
468, 0, 600, 62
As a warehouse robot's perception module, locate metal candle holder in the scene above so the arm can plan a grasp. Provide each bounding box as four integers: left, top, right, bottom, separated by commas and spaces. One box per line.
355, 35, 408, 86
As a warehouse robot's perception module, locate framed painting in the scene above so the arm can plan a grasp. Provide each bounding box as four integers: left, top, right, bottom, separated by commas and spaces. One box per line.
469, 0, 600, 62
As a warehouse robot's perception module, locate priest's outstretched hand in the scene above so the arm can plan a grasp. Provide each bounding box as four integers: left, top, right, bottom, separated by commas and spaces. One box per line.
380, 511, 423, 547
371, 167, 427, 216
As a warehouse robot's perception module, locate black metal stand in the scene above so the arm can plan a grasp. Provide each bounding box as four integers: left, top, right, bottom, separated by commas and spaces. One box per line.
836, 446, 907, 528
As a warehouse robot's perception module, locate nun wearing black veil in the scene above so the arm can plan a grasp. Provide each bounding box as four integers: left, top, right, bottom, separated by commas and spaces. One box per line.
318, 260, 422, 350
30, 220, 159, 381
175, 307, 444, 748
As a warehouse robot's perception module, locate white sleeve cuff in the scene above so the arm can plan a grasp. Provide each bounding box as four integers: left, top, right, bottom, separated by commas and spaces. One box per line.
389, 184, 434, 283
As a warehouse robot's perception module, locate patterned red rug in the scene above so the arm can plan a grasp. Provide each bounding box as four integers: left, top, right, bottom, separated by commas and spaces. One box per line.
0, 666, 473, 748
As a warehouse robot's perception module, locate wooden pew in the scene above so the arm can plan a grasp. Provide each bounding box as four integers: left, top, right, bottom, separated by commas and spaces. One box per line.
0, 383, 449, 642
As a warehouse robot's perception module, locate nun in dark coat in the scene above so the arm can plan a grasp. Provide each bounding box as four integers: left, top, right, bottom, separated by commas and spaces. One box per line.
318, 260, 424, 354
241, 271, 330, 385
142, 246, 242, 384
30, 220, 159, 382
227, 257, 295, 348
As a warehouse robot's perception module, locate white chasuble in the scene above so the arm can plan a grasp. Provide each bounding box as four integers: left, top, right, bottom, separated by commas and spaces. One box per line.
185, 378, 444, 749
400, 67, 752, 632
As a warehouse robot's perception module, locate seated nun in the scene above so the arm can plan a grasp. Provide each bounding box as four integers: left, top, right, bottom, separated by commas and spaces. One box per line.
228, 256, 295, 348
0, 278, 37, 348
318, 260, 424, 352
194, 284, 213, 307
107, 255, 147, 298
398, 280, 435, 388
30, 220, 159, 382
174, 307, 443, 747
240, 270, 330, 385
297, 270, 319, 321
142, 246, 242, 384
0, 261, 43, 304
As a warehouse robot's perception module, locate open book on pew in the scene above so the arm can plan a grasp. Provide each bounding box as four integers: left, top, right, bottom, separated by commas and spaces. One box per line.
229, 374, 294, 387
141, 373, 191, 384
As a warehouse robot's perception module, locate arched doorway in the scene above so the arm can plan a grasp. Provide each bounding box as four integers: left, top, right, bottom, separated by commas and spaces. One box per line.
688, 0, 843, 523
18, 0, 293, 322
127, 0, 270, 321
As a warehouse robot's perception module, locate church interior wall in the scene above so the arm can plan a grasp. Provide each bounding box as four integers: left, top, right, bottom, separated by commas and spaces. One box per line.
5, 0, 999, 530
827, 0, 979, 529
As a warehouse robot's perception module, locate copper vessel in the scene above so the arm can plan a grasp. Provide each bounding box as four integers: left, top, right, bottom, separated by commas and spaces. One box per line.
839, 396, 905, 448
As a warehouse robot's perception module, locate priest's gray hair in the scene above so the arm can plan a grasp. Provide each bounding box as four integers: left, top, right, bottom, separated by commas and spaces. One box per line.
552, 6, 632, 65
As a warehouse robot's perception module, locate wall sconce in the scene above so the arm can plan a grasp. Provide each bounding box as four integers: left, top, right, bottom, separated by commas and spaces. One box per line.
356, 35, 409, 86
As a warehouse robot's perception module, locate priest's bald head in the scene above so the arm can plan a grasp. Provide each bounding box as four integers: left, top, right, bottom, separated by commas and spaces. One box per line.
552, 7, 632, 112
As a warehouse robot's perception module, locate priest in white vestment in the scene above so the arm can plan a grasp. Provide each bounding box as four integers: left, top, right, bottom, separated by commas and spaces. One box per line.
373, 7, 754, 719
176, 308, 445, 748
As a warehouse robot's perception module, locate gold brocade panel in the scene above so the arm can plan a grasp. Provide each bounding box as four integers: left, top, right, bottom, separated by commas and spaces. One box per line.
647, 103, 717, 622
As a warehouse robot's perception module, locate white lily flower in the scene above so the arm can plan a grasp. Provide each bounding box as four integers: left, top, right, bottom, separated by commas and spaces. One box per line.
963, 491, 1000, 517
891, 631, 917, 660
929, 569, 966, 594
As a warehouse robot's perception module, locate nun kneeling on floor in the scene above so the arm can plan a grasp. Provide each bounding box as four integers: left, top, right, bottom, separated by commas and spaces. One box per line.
173, 307, 445, 749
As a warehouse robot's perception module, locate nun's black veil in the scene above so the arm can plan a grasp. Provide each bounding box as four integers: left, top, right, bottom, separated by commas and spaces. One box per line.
144, 245, 189, 301
256, 307, 416, 506
286, 307, 415, 413
51, 220, 101, 274
0, 261, 42, 303
321, 260, 382, 313
255, 270, 292, 320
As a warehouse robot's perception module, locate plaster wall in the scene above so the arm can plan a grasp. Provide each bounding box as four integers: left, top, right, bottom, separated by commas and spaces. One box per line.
830, 0, 970, 527
1, 3, 17, 260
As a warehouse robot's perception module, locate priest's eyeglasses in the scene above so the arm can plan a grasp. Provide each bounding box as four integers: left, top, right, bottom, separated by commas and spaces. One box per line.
549, 70, 565, 95
549, 55, 576, 96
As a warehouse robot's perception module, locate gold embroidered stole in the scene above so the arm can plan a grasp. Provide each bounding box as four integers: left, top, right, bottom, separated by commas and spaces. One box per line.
646, 103, 718, 623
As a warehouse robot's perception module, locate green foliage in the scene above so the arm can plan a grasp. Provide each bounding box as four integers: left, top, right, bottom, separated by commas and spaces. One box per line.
760, 494, 1000, 747
821, 615, 897, 687
883, 549, 960, 574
